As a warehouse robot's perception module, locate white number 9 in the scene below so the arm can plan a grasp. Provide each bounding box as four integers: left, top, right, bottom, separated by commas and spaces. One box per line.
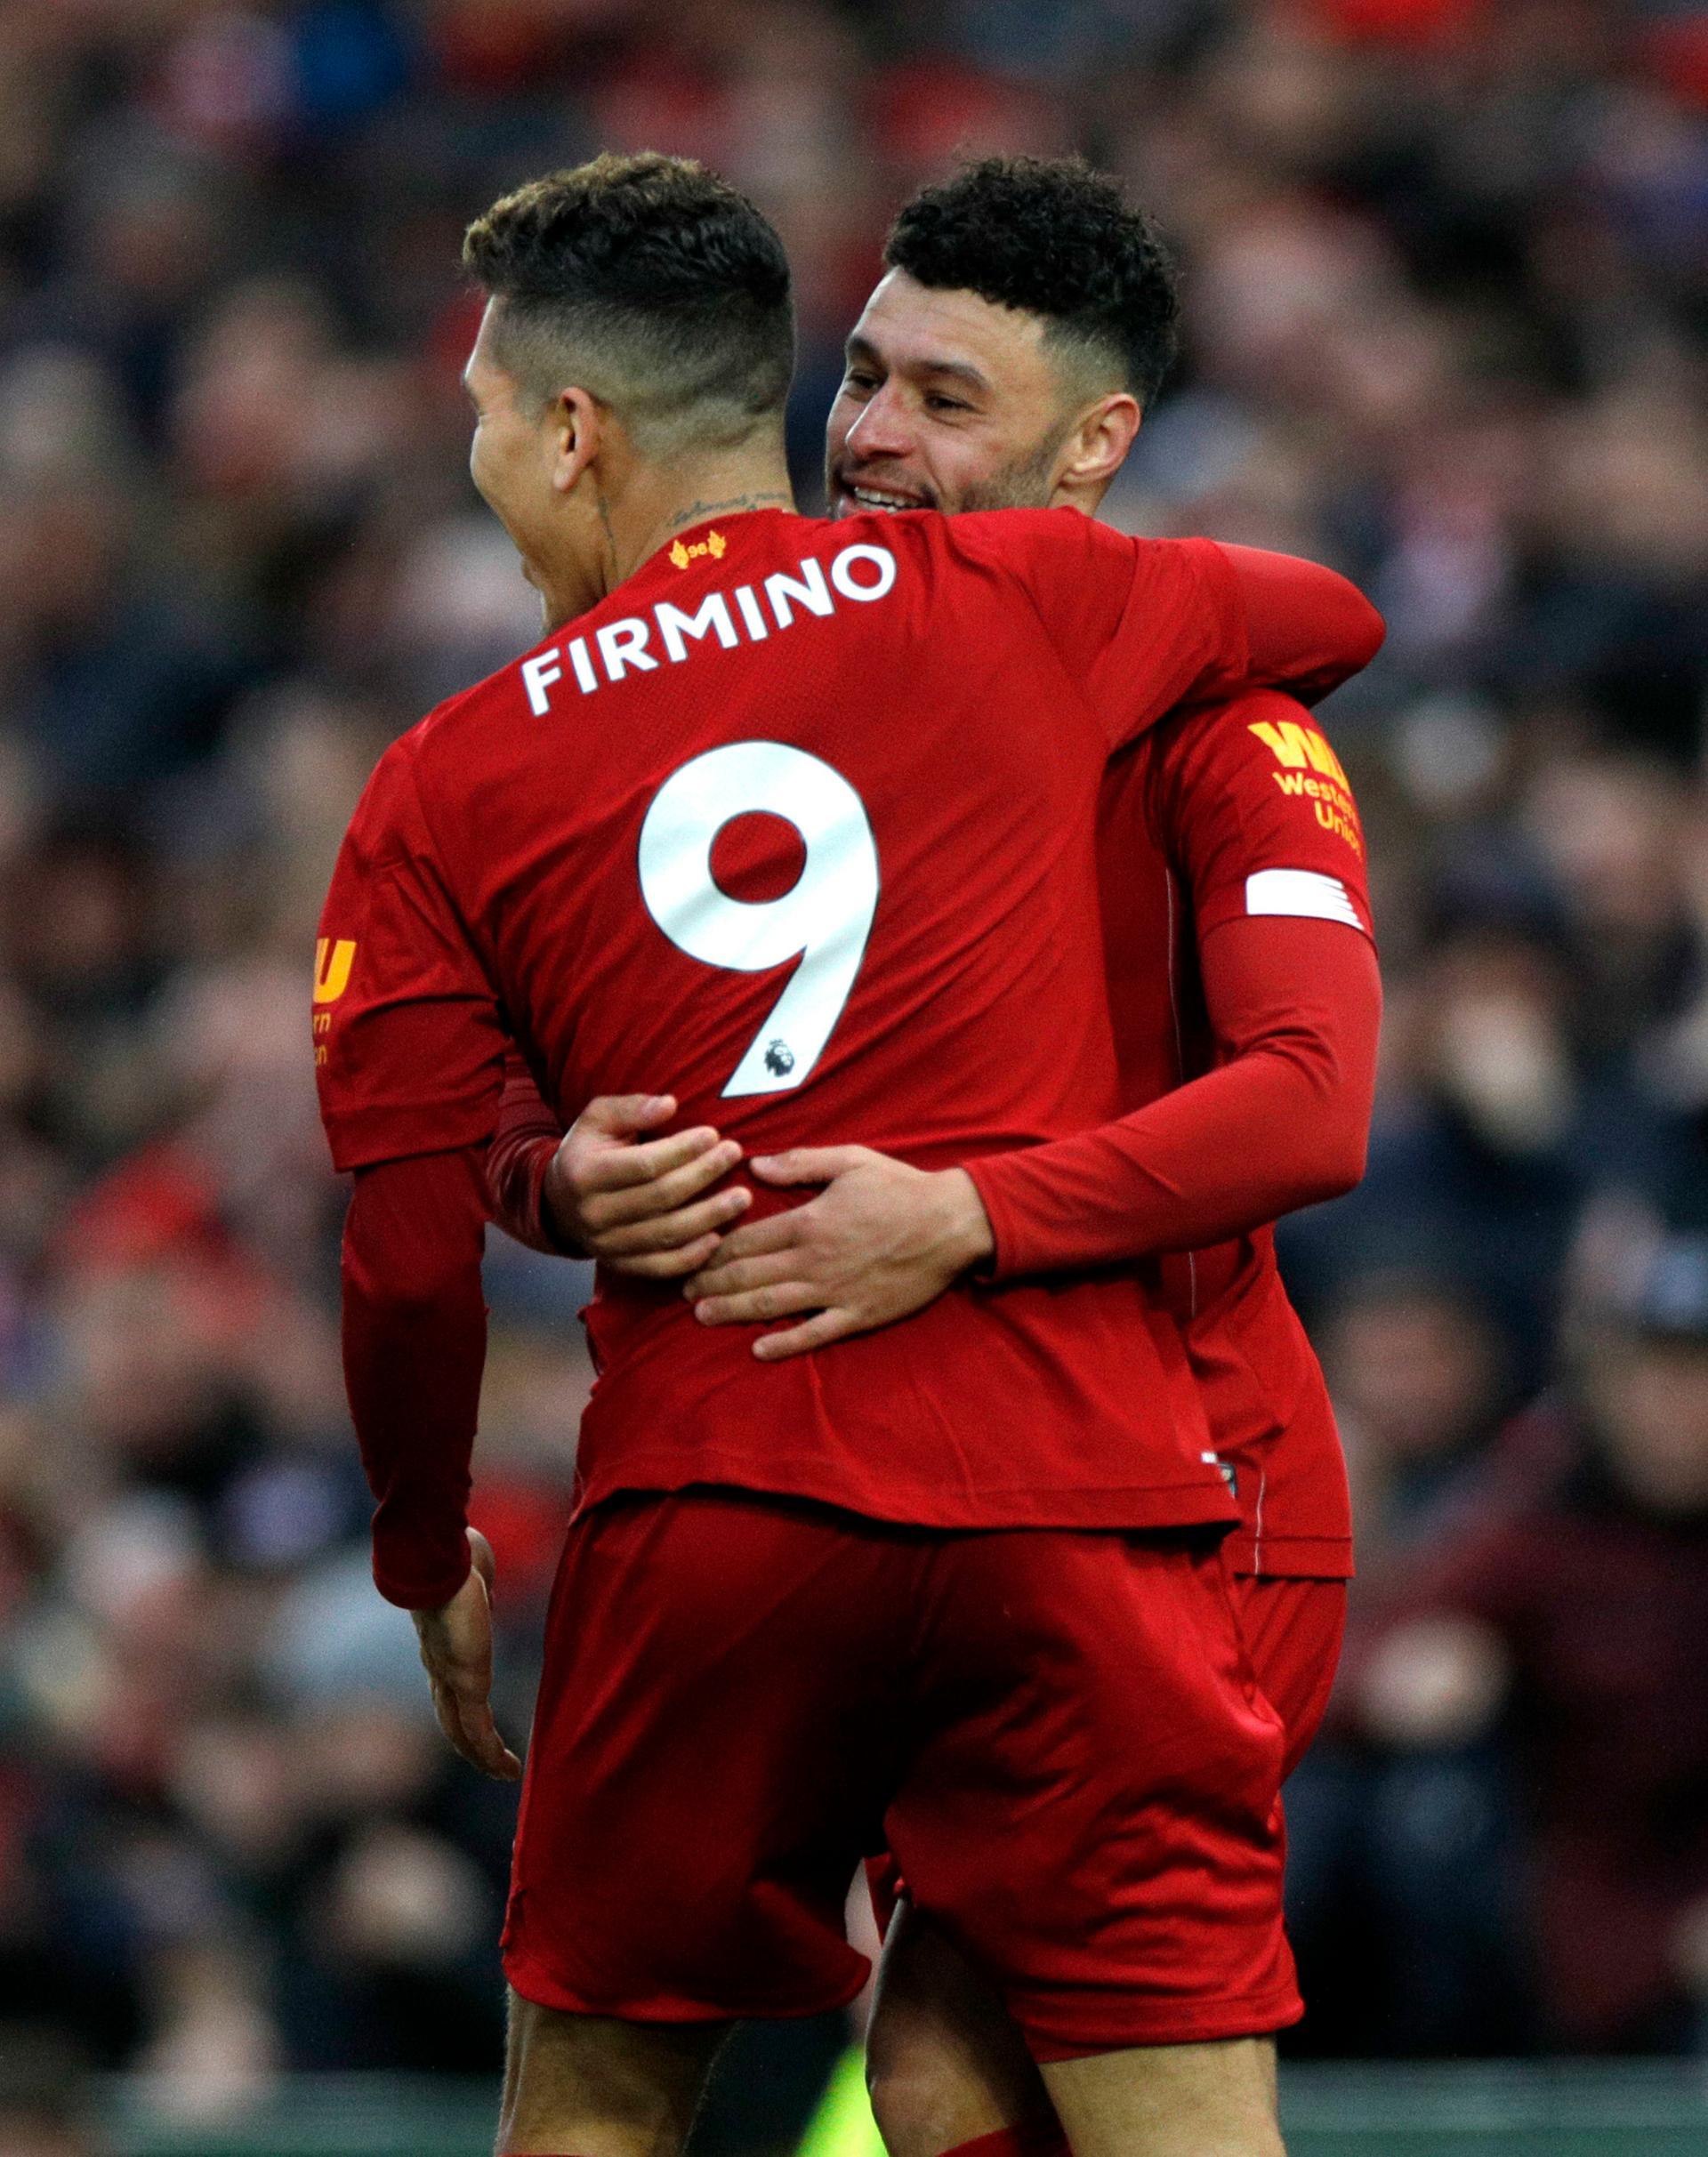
638, 741, 880, 1098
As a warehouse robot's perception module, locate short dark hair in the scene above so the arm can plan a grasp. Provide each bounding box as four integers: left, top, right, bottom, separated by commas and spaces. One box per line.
883, 156, 1180, 409
463, 152, 795, 454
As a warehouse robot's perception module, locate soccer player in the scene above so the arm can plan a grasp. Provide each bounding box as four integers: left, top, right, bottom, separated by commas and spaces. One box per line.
318, 154, 1382, 2157
486, 158, 1381, 2157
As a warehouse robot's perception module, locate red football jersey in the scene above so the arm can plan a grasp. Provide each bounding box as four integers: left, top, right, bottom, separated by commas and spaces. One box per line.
317, 506, 1298, 1534
1100, 692, 1372, 1577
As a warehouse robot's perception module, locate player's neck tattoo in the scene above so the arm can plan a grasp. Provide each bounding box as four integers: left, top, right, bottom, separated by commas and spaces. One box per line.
663, 491, 793, 537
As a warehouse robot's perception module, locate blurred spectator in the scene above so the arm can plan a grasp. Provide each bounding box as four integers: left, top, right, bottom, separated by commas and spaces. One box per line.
0, 2025, 102, 2157
1318, 1268, 1517, 1571
1341, 1236, 1708, 2053
1282, 1266, 1535, 2057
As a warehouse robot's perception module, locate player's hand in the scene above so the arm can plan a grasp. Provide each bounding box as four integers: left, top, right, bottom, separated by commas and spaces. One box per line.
410, 1528, 522, 1782
544, 1093, 751, 1278
682, 1148, 995, 1359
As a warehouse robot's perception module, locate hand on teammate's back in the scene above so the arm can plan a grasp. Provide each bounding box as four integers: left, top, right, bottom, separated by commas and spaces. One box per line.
543, 1094, 751, 1276
411, 1529, 522, 1781
684, 1147, 995, 1358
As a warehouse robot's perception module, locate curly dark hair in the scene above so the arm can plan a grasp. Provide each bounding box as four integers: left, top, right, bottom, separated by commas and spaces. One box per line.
463, 153, 794, 451
884, 156, 1180, 409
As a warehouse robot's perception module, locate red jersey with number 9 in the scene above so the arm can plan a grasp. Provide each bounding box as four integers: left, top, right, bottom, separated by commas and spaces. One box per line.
315, 506, 1337, 1533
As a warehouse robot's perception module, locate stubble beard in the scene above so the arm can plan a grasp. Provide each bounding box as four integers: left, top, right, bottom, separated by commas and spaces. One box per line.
950, 425, 1068, 513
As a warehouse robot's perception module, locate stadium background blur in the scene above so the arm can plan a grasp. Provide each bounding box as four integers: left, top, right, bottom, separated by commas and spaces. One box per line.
0, 0, 1706, 2150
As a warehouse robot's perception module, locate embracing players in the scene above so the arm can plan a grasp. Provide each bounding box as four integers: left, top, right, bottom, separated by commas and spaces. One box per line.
486, 158, 1382, 2157
316, 155, 1381, 2156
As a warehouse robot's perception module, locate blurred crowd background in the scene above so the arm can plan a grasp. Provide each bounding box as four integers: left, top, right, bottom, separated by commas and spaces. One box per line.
1, 0, 1706, 2146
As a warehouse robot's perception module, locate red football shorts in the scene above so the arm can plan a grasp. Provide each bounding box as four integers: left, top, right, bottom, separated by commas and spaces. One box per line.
501, 1489, 1298, 2056
865, 1568, 1347, 1941
1234, 1573, 1348, 1778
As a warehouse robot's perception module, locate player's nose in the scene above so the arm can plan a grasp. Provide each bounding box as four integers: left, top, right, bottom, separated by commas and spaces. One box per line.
842, 382, 918, 462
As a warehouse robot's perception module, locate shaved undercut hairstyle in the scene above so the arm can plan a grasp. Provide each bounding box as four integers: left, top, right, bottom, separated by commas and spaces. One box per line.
884, 156, 1180, 410
463, 152, 795, 455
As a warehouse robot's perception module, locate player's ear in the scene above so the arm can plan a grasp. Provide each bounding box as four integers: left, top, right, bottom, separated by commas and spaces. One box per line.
1054, 392, 1141, 506
552, 386, 602, 495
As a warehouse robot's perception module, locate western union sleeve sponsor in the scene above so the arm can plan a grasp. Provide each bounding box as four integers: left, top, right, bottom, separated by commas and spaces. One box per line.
1248, 720, 1363, 855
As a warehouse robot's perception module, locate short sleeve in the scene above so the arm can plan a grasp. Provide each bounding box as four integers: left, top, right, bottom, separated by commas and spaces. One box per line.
1155, 688, 1374, 946
314, 739, 508, 1172
954, 511, 1250, 750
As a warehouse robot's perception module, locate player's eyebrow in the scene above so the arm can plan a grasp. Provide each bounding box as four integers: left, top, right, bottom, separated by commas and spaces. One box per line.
843, 334, 992, 397
914, 357, 992, 394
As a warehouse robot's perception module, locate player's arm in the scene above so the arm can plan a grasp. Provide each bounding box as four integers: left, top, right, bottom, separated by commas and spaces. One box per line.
342, 1146, 489, 1606
979, 511, 1383, 746
486, 1048, 575, 1254
1213, 542, 1386, 710
963, 913, 1378, 1274
686, 691, 1380, 1351
1092, 535, 1383, 738
315, 737, 517, 1776
682, 922, 1376, 1351
342, 1145, 520, 1782
483, 1053, 753, 1276
966, 685, 1382, 1269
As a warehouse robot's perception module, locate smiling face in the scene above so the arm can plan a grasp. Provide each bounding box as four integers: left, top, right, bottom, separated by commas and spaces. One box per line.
826, 269, 1132, 519
463, 298, 614, 632
464, 301, 570, 619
